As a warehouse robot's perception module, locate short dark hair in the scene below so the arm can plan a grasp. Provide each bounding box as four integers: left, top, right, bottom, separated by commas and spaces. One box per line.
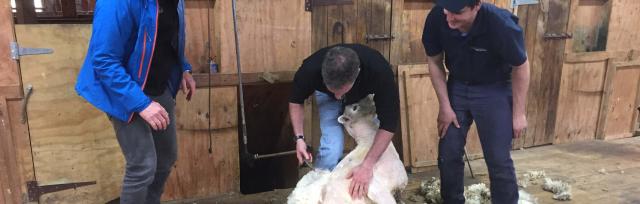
321, 46, 361, 90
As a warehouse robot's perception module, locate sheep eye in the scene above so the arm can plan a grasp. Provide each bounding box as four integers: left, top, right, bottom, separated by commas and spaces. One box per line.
352, 105, 359, 112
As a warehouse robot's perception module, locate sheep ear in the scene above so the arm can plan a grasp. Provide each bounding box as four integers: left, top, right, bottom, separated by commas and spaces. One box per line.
337, 115, 349, 124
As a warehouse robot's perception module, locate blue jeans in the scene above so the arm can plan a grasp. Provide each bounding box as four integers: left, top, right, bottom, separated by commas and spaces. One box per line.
438, 80, 518, 204
109, 89, 177, 204
314, 91, 344, 170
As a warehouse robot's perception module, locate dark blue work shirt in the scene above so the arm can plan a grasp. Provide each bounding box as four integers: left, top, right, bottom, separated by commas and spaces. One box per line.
422, 3, 527, 84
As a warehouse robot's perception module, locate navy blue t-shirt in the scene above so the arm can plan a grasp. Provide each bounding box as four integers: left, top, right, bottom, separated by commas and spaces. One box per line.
422, 3, 527, 84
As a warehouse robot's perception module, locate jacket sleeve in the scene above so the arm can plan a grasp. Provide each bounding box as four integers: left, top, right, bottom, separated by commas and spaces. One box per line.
91, 0, 151, 113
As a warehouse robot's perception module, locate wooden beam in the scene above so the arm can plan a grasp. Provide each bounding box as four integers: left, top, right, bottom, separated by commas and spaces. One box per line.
61, 0, 77, 18
193, 71, 296, 88
0, 85, 22, 100
15, 0, 38, 24
0, 97, 23, 204
595, 59, 616, 140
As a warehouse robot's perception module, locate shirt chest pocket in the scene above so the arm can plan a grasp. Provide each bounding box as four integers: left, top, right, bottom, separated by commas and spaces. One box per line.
467, 42, 494, 71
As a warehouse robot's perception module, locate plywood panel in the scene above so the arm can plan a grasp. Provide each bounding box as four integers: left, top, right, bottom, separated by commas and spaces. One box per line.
217, 0, 312, 74
175, 87, 237, 131
603, 64, 640, 139
606, 0, 640, 51
184, 0, 217, 74
16, 24, 123, 203
163, 127, 240, 200
554, 61, 607, 144
398, 64, 482, 171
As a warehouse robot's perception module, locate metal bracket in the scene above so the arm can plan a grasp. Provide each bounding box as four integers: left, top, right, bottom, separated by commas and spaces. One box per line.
305, 0, 354, 11
10, 42, 54, 60
21, 84, 33, 124
543, 32, 573, 40
27, 180, 96, 202
365, 34, 395, 43
512, 0, 539, 7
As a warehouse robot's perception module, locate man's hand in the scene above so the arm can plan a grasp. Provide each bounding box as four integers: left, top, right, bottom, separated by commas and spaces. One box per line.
139, 101, 169, 131
181, 71, 196, 101
438, 106, 460, 137
347, 164, 373, 200
513, 114, 527, 138
295, 140, 312, 166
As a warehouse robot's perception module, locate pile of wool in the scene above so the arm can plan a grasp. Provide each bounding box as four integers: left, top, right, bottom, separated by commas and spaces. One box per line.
542, 178, 572, 201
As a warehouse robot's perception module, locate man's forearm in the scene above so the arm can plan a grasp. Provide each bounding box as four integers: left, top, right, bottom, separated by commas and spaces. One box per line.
289, 103, 305, 136
427, 55, 451, 109
361, 129, 394, 167
512, 60, 530, 116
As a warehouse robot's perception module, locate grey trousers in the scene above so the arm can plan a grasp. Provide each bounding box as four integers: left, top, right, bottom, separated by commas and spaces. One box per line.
109, 89, 177, 204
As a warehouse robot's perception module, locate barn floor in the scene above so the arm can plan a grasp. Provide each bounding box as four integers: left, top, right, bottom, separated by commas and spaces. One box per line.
169, 136, 640, 204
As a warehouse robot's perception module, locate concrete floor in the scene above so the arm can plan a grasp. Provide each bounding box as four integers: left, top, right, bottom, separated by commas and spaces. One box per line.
169, 136, 640, 204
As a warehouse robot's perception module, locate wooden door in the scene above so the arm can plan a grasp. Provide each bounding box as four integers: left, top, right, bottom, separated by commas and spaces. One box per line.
16, 24, 122, 203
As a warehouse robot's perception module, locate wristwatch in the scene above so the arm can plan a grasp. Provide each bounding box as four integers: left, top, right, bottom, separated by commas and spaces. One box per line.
294, 135, 305, 142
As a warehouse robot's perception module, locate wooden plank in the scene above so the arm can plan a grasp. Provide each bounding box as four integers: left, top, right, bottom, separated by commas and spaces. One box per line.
175, 87, 237, 131
327, 5, 343, 45
595, 59, 616, 140
16, 25, 122, 203
0, 85, 22, 99
6, 98, 35, 200
565, 51, 611, 63
192, 71, 296, 88
398, 66, 410, 166
60, 0, 77, 17
553, 60, 607, 144
565, 50, 640, 63
312, 1, 329, 50
217, 0, 312, 74
516, 4, 545, 148
540, 0, 572, 146
0, 98, 22, 204
606, 0, 640, 52
602, 63, 640, 140
14, 0, 38, 24
184, 0, 217, 74
390, 0, 434, 65
162, 128, 240, 200
366, 0, 392, 60
0, 2, 20, 87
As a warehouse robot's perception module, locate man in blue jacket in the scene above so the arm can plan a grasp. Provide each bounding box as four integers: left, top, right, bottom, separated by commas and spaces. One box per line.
422, 0, 530, 203
75, 0, 195, 203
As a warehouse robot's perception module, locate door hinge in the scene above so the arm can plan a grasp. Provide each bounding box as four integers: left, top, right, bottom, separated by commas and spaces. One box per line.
10, 42, 54, 60
27, 180, 96, 202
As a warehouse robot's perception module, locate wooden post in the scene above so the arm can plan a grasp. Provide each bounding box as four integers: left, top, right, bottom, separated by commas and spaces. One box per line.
15, 0, 38, 24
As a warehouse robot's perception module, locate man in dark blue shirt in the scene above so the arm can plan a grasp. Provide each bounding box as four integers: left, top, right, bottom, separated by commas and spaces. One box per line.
422, 0, 530, 203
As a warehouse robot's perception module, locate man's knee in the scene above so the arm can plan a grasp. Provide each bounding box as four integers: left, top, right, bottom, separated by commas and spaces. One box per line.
124, 159, 157, 188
